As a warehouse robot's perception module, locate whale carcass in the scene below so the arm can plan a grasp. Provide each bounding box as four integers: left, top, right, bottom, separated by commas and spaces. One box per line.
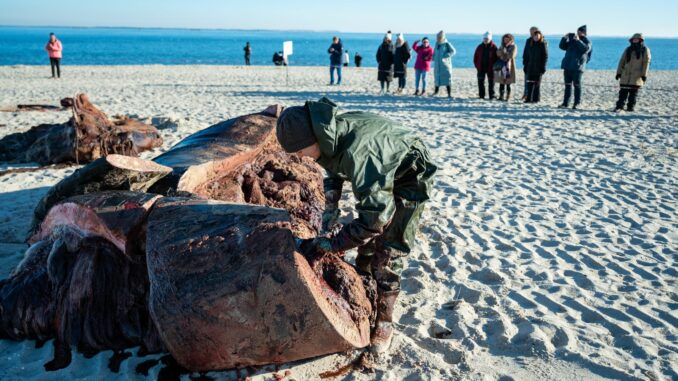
0, 105, 376, 372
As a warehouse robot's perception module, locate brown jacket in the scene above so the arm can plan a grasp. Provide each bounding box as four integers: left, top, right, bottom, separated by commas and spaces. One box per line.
617, 36, 651, 87
495, 43, 517, 84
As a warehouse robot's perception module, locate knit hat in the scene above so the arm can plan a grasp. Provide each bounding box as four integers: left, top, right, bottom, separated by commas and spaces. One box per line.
397, 33, 405, 42
578, 25, 587, 35
483, 31, 492, 41
276, 106, 316, 153
385, 30, 392, 41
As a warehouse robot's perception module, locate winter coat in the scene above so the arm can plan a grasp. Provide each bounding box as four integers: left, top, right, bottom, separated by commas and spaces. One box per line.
473, 41, 497, 74
523, 37, 548, 77
433, 41, 456, 86
559, 36, 592, 72
394, 42, 411, 78
376, 41, 395, 82
495, 43, 517, 85
412, 41, 433, 72
617, 42, 651, 87
328, 42, 343, 66
46, 39, 62, 59
307, 97, 437, 252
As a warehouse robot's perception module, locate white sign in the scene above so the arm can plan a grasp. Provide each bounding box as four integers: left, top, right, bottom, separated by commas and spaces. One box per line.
283, 41, 293, 59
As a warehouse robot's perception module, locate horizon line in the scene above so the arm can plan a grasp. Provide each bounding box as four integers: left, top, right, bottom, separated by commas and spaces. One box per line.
1, 24, 676, 39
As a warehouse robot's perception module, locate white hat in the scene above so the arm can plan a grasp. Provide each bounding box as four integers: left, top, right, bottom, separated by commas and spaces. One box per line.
483, 31, 492, 41
397, 33, 405, 41
386, 30, 392, 41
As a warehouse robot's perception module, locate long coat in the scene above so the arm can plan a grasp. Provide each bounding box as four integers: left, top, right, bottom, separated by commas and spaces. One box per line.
433, 41, 456, 86
523, 38, 548, 77
376, 42, 395, 82
617, 45, 651, 87
495, 44, 517, 85
394, 42, 411, 78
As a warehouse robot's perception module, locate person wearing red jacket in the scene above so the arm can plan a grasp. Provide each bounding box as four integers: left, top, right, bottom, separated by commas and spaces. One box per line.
412, 37, 433, 96
45, 33, 63, 78
474, 32, 497, 100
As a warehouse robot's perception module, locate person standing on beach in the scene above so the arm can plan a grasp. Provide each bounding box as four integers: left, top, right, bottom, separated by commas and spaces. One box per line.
328, 37, 343, 85
432, 31, 456, 98
558, 26, 592, 110
276, 97, 437, 354
393, 33, 411, 94
244, 42, 252, 65
45, 33, 62, 79
522, 27, 539, 101
376, 32, 395, 95
342, 50, 350, 67
614, 33, 651, 112
474, 31, 497, 100
495, 34, 517, 101
412, 37, 433, 96
523, 29, 548, 103
355, 52, 363, 67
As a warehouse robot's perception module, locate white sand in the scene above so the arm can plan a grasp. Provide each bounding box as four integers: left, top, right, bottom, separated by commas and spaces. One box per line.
0, 65, 676, 381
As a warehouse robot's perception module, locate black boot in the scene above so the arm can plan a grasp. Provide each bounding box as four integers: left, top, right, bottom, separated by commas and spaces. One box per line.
505, 88, 511, 102
431, 86, 439, 96
498, 86, 505, 101
446, 85, 451, 98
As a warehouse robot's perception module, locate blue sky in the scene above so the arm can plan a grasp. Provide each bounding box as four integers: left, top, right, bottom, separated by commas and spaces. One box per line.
1, 0, 675, 37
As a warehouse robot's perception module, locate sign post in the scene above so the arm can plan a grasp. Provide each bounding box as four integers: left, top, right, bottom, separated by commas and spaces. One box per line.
283, 41, 293, 86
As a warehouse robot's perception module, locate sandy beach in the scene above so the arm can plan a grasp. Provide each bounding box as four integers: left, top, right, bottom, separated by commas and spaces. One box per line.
0, 65, 676, 380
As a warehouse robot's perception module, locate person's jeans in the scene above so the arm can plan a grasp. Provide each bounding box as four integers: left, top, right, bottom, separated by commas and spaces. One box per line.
330, 65, 342, 84
563, 70, 583, 106
477, 71, 495, 99
50, 58, 61, 78
398, 76, 406, 89
415, 69, 427, 91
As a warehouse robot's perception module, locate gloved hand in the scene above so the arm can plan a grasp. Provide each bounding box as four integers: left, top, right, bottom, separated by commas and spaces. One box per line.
641, 76, 647, 82
321, 207, 340, 232
297, 236, 334, 257
615, 74, 621, 80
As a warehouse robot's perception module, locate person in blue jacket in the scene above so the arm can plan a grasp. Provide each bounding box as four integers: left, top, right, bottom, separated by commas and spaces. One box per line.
558, 25, 592, 110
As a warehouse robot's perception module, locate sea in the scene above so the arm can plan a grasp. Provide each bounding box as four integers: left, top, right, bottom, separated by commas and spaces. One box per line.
1, 26, 677, 70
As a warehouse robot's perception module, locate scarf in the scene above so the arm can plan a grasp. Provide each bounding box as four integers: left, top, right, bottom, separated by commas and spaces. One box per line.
626, 42, 645, 62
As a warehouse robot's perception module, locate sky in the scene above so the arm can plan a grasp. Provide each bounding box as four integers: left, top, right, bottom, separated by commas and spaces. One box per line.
1, 0, 676, 37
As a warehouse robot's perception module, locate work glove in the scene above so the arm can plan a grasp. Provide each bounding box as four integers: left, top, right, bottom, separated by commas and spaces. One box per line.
297, 236, 334, 258
641, 76, 647, 82
615, 74, 621, 80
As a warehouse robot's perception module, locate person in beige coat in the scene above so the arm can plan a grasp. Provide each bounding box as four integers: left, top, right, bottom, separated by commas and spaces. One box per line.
495, 33, 517, 101
615, 33, 651, 112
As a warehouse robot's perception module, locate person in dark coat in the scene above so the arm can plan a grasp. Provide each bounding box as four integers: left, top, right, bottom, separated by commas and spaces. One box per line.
276, 97, 437, 354
328, 36, 343, 85
355, 52, 363, 67
376, 31, 395, 95
244, 42, 252, 65
272, 51, 286, 66
523, 29, 548, 103
558, 25, 593, 110
393, 33, 411, 94
473, 31, 497, 100
522, 27, 539, 100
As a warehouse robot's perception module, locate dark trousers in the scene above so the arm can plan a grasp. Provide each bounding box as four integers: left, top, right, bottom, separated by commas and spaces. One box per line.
397, 76, 406, 89
616, 86, 640, 111
50, 58, 61, 78
563, 70, 583, 106
477, 71, 495, 99
526, 74, 542, 102
499, 84, 511, 99
245, 55, 251, 65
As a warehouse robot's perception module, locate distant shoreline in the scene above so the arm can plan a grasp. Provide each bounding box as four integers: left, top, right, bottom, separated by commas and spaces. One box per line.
1, 25, 677, 39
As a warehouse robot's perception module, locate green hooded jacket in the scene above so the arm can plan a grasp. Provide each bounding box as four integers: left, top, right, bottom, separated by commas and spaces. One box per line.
306, 97, 435, 251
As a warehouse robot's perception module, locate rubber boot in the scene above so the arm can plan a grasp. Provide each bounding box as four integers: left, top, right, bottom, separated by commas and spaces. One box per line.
432, 86, 439, 96
505, 88, 511, 102
370, 288, 399, 354
446, 85, 452, 98
498, 87, 504, 101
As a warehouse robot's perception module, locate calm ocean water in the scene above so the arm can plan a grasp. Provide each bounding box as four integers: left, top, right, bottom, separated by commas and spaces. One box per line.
1, 26, 677, 70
